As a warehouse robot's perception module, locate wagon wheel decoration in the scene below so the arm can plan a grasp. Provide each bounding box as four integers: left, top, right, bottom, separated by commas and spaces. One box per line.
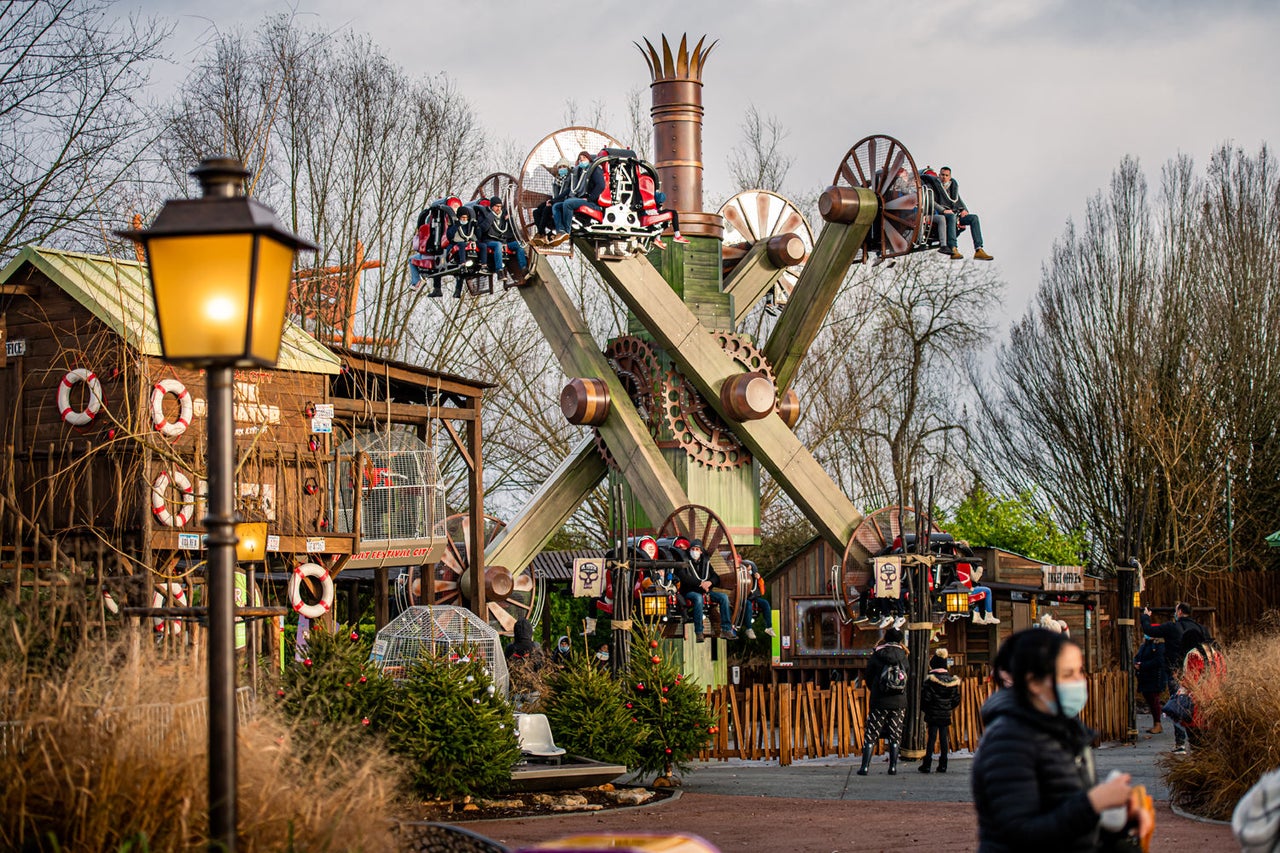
516, 125, 624, 255
472, 171, 519, 209
832, 134, 924, 262
594, 335, 664, 468
839, 505, 940, 618
658, 332, 774, 471
410, 513, 536, 635
718, 189, 814, 309
658, 504, 750, 627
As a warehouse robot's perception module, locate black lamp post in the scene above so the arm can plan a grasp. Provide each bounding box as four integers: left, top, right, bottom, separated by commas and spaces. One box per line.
119, 157, 315, 851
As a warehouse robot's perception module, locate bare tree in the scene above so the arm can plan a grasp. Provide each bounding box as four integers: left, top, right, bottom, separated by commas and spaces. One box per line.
726, 104, 792, 193
0, 0, 168, 256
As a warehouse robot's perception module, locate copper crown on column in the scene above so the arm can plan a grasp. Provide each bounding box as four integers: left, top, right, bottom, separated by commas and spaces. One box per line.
636, 33, 723, 239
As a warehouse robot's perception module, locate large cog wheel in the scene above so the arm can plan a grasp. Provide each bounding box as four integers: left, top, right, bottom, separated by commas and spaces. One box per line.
594, 336, 664, 468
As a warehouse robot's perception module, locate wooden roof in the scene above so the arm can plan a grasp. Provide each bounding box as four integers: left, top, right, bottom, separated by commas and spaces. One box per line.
329, 344, 493, 397
0, 246, 342, 375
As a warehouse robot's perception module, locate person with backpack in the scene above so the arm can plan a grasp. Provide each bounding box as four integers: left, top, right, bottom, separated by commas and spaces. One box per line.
858, 627, 909, 776
1141, 602, 1211, 753
919, 649, 963, 773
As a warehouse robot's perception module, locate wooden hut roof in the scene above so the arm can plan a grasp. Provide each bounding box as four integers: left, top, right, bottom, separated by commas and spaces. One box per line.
0, 246, 341, 375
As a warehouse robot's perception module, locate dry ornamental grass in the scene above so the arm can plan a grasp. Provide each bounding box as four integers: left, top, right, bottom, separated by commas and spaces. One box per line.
1161, 621, 1280, 821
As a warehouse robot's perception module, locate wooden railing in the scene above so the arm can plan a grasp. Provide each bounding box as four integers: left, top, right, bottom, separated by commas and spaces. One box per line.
700, 670, 1131, 765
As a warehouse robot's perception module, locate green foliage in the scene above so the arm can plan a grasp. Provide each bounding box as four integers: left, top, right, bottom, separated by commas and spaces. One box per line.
381, 651, 521, 799
545, 591, 610, 649
545, 655, 648, 766
942, 484, 1088, 565
276, 623, 394, 738
624, 622, 714, 779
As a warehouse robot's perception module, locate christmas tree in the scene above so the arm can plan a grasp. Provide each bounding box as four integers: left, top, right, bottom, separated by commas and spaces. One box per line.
625, 621, 715, 783
276, 623, 392, 737
545, 653, 648, 767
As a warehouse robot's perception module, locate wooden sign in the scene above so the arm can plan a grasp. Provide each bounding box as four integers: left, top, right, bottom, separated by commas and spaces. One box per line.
1042, 565, 1085, 591
571, 557, 604, 598
873, 556, 902, 599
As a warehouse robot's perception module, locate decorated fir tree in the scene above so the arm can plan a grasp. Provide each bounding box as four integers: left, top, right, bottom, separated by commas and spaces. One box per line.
545, 653, 648, 766
276, 623, 393, 737
625, 621, 715, 784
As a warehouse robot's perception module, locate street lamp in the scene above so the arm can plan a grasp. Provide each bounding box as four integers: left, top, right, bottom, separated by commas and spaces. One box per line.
940, 581, 972, 618
119, 157, 315, 852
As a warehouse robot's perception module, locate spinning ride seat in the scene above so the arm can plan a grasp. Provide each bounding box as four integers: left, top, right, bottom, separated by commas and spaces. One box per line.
567, 149, 669, 255
411, 200, 495, 295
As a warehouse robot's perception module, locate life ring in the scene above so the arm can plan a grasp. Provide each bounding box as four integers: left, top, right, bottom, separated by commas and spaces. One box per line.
288, 562, 334, 620
151, 469, 195, 527
150, 378, 192, 438
57, 368, 104, 426
152, 583, 188, 634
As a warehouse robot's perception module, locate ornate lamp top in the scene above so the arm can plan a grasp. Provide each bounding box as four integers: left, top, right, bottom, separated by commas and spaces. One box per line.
635, 33, 717, 83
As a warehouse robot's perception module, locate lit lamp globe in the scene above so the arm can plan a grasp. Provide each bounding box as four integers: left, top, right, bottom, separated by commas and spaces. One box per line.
117, 157, 317, 367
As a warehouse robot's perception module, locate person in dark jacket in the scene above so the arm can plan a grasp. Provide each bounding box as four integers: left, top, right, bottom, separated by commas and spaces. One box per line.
919, 650, 963, 773
505, 617, 541, 666
1140, 602, 1209, 752
551, 634, 572, 665
550, 151, 604, 243
1133, 634, 1169, 734
857, 627, 909, 776
533, 158, 571, 241
480, 198, 526, 283
972, 629, 1150, 852
924, 165, 992, 261
675, 539, 735, 643
445, 207, 486, 297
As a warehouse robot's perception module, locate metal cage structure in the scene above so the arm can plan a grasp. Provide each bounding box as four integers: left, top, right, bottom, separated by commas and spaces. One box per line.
333, 429, 447, 544
369, 605, 510, 697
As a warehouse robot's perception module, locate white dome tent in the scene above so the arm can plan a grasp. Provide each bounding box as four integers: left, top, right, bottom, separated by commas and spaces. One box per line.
370, 605, 509, 697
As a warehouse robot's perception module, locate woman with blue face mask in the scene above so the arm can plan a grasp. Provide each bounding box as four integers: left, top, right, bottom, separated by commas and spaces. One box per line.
972, 630, 1152, 851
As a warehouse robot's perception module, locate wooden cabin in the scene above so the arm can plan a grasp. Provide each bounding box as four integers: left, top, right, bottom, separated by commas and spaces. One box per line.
0, 246, 488, 627
763, 535, 1118, 683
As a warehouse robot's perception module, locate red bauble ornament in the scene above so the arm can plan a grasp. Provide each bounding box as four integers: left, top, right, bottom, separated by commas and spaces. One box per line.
660, 697, 668, 704
350, 631, 359, 641
636, 682, 645, 691
303, 658, 313, 667
709, 725, 719, 734
651, 655, 661, 664
275, 689, 285, 698
661, 686, 669, 693
626, 702, 633, 709
664, 747, 673, 754
359, 675, 367, 684
345, 681, 352, 687
362, 717, 370, 726
650, 640, 659, 649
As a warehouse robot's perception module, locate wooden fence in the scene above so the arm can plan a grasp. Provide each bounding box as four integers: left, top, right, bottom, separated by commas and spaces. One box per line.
700, 671, 1130, 765
1143, 570, 1280, 642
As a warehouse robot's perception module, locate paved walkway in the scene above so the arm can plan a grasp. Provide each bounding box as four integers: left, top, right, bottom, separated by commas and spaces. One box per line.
469, 725, 1236, 852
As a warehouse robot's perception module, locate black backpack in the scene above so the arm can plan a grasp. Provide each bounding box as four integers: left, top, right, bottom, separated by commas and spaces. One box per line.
878, 660, 908, 695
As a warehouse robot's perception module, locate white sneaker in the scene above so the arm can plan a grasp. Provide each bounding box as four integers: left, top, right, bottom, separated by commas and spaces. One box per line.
876, 616, 893, 629
745, 628, 757, 640
764, 627, 776, 637
984, 612, 1001, 624
892, 616, 906, 630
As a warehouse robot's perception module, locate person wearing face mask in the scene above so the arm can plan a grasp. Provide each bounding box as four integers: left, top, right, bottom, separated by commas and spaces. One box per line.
675, 538, 736, 643
550, 151, 604, 245
551, 635, 573, 665
972, 630, 1152, 851
532, 159, 571, 242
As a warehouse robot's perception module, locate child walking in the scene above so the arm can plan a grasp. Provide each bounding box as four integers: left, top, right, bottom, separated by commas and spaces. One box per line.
919, 649, 962, 773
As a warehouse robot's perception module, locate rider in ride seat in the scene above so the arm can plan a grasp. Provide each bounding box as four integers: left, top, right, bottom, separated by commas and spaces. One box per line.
445, 207, 486, 297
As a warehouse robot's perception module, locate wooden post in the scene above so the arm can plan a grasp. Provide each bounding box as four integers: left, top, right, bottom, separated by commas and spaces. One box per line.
778, 682, 792, 766
466, 405, 485, 623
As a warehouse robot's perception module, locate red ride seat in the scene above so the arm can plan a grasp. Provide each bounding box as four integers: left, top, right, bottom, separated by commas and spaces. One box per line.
637, 174, 673, 228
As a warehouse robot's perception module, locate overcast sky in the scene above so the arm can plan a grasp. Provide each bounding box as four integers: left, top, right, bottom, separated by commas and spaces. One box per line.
130, 0, 1280, 331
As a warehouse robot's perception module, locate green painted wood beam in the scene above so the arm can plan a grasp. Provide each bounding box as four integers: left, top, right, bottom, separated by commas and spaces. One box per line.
588, 248, 864, 555
515, 253, 690, 531
484, 434, 606, 574
723, 240, 787, 325
762, 187, 878, 391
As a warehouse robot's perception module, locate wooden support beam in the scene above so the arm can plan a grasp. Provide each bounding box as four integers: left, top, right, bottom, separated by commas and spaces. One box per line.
484, 435, 607, 573
723, 240, 787, 325
327, 398, 477, 423
518, 253, 690, 528
762, 187, 878, 391
589, 249, 865, 556
467, 405, 486, 623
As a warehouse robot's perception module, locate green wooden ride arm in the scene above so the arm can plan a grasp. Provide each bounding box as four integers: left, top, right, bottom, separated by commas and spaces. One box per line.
511, 252, 691, 532
483, 434, 606, 575
588, 247, 864, 555
723, 240, 787, 325
762, 186, 878, 392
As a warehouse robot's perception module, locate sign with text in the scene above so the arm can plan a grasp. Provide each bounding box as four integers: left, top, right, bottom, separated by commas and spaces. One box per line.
1042, 565, 1085, 591
177, 533, 203, 550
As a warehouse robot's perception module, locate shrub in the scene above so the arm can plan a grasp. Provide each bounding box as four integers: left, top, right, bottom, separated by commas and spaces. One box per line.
625, 622, 714, 781
1161, 628, 1280, 820
380, 650, 521, 799
545, 654, 648, 766
276, 623, 395, 738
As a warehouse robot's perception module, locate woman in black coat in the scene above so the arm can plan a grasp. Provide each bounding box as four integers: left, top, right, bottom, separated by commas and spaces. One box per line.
1133, 635, 1169, 734
971, 630, 1150, 852
857, 627, 909, 776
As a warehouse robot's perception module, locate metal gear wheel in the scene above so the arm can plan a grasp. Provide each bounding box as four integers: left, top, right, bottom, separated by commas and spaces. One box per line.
593, 336, 664, 468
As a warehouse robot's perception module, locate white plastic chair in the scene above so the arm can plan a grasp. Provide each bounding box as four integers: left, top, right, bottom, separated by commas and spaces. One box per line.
514, 712, 566, 760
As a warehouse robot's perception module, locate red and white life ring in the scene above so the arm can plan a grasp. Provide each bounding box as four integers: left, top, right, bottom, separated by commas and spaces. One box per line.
151, 378, 192, 439
152, 583, 188, 634
57, 368, 104, 426
151, 469, 195, 527
288, 562, 334, 620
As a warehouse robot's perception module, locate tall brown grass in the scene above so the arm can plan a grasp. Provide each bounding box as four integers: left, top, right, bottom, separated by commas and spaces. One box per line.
1161, 620, 1280, 821
0, 631, 403, 851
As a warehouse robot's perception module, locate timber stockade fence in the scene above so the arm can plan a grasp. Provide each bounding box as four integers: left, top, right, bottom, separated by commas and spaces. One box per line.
699, 671, 1129, 765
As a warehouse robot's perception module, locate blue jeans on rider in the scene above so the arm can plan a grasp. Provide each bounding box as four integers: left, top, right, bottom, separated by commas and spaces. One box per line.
934, 213, 958, 248
408, 254, 427, 288
484, 240, 526, 272
553, 198, 590, 234
451, 243, 488, 268
683, 590, 732, 635
742, 595, 772, 630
